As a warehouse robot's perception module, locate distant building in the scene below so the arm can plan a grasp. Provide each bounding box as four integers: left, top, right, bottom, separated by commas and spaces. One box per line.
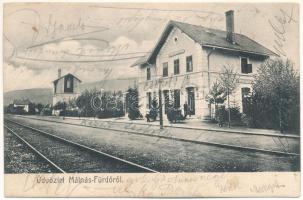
52, 69, 82, 107
131, 10, 276, 119
13, 99, 31, 113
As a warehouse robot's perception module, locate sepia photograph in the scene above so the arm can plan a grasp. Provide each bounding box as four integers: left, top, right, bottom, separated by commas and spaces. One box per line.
2, 1, 300, 197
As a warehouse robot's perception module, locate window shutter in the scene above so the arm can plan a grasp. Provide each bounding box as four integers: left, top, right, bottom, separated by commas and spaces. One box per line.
241, 63, 245, 73
247, 64, 252, 73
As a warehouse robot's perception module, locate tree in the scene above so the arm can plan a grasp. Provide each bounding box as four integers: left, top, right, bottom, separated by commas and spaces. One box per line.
68, 97, 77, 110
206, 80, 226, 119
252, 58, 299, 133
219, 65, 239, 127
75, 89, 125, 118
126, 87, 142, 120
147, 97, 158, 121
76, 89, 98, 117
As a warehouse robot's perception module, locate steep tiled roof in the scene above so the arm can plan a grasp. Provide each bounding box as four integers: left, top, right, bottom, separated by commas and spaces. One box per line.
131, 20, 277, 67
171, 20, 276, 56
52, 73, 82, 83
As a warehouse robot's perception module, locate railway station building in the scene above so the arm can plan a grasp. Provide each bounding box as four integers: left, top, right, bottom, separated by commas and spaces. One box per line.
131, 10, 276, 119
52, 69, 82, 108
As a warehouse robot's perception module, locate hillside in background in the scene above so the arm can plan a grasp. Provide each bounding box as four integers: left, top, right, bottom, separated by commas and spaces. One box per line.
4, 88, 53, 105
4, 78, 137, 105
79, 78, 137, 92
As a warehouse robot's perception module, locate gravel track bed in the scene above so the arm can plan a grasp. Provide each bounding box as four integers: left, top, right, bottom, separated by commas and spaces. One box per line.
5, 116, 300, 172
4, 128, 58, 173
5, 121, 149, 173
14, 115, 300, 154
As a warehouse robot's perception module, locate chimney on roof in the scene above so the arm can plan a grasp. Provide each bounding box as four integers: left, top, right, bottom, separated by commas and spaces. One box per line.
58, 68, 61, 78
225, 10, 235, 44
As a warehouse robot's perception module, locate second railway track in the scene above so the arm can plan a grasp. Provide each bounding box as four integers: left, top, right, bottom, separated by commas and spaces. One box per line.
4, 120, 158, 173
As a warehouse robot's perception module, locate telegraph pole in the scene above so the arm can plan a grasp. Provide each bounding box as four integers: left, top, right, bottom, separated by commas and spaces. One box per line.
227, 73, 231, 128
158, 78, 163, 129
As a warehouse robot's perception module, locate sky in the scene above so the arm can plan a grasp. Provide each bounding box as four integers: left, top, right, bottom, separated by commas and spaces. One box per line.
3, 3, 300, 92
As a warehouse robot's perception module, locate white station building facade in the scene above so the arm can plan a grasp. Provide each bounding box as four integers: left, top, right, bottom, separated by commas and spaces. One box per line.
131, 10, 276, 119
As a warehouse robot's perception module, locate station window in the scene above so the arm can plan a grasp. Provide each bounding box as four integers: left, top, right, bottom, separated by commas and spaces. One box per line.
64, 76, 73, 93
173, 89, 180, 108
163, 62, 168, 77
174, 59, 180, 75
66, 78, 71, 89
147, 67, 151, 80
241, 57, 252, 74
147, 92, 152, 109
186, 55, 193, 72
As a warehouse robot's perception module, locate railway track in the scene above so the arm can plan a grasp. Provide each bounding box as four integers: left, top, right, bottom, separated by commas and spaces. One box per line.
4, 128, 59, 173
5, 116, 300, 157
4, 119, 158, 173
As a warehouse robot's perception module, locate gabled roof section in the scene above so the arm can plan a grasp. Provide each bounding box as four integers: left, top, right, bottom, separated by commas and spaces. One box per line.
130, 54, 149, 67
53, 73, 82, 83
131, 20, 277, 67
172, 20, 277, 56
